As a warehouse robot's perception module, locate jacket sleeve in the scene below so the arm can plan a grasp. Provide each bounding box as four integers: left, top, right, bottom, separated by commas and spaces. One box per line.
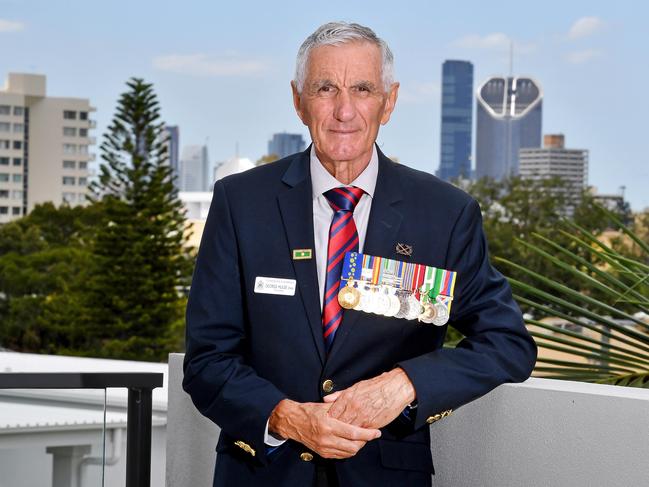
397, 198, 537, 429
182, 180, 287, 464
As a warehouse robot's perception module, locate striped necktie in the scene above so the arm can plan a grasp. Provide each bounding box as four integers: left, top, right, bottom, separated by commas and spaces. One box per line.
322, 186, 365, 353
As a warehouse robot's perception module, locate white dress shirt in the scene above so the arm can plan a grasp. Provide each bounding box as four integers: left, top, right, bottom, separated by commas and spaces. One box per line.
264, 145, 379, 446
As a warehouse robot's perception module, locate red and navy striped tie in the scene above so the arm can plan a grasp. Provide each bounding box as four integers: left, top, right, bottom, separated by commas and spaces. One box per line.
322, 186, 365, 353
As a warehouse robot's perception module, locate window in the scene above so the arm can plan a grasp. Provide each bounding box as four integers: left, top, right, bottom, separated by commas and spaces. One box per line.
63, 110, 77, 120
79, 161, 87, 170
12, 207, 21, 215
0, 207, 8, 215
79, 128, 88, 137
63, 144, 77, 154
0, 173, 8, 182
78, 177, 88, 185
78, 145, 88, 155
0, 190, 8, 198
0, 122, 10, 132
13, 123, 24, 133
79, 111, 88, 120
0, 157, 8, 165
13, 158, 21, 166
11, 190, 22, 200
12, 140, 21, 150
62, 192, 76, 203
0, 105, 10, 115
62, 176, 75, 185
63, 127, 77, 136
12, 174, 22, 183
0, 140, 8, 149
13, 107, 24, 117
63, 160, 76, 169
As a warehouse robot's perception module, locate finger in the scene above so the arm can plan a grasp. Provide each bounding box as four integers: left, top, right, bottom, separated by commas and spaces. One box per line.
318, 438, 367, 458
330, 417, 381, 442
327, 392, 353, 418
323, 391, 342, 403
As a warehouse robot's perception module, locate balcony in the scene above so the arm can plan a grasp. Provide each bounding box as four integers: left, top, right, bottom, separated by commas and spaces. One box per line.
166, 353, 649, 487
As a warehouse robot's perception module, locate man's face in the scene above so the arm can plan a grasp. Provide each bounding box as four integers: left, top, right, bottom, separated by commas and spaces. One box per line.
292, 42, 398, 166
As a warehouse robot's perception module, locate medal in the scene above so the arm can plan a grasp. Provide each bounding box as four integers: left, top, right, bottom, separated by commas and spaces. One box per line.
431, 303, 449, 326
373, 292, 391, 315
384, 294, 401, 317
405, 295, 421, 321
338, 281, 360, 309
418, 302, 437, 324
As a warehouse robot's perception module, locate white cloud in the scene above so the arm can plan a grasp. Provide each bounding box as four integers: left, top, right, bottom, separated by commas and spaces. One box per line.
152, 53, 267, 77
0, 18, 24, 32
568, 16, 604, 40
451, 33, 536, 54
564, 49, 602, 64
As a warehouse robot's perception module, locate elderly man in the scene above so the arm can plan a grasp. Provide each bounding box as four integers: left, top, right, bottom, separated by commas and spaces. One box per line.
183, 21, 536, 487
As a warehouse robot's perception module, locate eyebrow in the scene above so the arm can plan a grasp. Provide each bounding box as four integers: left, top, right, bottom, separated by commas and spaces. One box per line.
308, 79, 378, 91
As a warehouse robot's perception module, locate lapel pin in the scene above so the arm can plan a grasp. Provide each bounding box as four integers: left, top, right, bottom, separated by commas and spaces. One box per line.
292, 248, 313, 260
395, 243, 413, 257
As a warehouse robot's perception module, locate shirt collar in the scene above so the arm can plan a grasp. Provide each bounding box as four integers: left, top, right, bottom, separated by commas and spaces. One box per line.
310, 144, 378, 199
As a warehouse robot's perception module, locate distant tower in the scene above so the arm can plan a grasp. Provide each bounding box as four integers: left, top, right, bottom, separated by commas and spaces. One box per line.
163, 126, 180, 190
268, 133, 306, 159
475, 76, 543, 181
437, 60, 473, 181
180, 145, 209, 192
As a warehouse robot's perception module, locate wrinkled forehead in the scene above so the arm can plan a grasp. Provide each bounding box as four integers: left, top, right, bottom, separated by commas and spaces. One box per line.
304, 41, 383, 82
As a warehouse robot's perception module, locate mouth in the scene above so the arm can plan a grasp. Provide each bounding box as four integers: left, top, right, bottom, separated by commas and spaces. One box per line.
329, 129, 360, 135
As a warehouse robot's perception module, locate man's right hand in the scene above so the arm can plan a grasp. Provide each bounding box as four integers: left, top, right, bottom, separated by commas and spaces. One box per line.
268, 399, 381, 459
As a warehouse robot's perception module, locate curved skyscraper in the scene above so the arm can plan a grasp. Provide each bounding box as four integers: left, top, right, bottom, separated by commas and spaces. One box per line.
475, 76, 542, 181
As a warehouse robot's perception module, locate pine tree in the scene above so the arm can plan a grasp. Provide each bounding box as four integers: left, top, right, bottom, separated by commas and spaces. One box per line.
87, 78, 192, 361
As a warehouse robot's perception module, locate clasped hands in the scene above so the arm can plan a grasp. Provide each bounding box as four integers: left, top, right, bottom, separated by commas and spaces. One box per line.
268, 368, 416, 459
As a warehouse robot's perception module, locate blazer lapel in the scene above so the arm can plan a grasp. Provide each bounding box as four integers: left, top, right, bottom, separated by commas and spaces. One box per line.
326, 148, 404, 361
277, 150, 326, 364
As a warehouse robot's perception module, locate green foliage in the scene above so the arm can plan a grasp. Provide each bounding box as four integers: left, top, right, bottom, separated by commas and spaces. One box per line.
86, 77, 193, 361
0, 78, 192, 362
496, 205, 649, 387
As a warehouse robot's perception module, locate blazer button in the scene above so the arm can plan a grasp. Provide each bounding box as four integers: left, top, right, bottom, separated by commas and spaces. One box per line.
300, 452, 314, 462
322, 379, 334, 393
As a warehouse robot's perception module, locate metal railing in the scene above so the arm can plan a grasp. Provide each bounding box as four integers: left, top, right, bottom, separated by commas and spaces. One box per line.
0, 372, 163, 487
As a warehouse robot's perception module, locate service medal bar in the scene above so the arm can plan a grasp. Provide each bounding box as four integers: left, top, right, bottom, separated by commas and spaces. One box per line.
338, 252, 458, 325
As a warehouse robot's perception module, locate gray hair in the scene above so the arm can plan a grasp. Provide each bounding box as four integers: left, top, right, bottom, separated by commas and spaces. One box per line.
294, 21, 395, 93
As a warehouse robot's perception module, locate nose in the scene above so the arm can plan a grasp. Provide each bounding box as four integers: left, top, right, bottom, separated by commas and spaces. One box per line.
333, 89, 356, 122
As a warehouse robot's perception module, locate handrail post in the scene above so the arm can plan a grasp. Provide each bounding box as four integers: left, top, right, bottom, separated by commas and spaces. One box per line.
126, 387, 153, 487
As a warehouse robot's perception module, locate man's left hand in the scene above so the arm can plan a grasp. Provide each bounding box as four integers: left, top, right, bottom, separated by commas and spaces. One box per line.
323, 368, 416, 429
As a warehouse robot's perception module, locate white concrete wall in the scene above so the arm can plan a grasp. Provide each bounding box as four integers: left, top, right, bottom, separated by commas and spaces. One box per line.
166, 353, 649, 487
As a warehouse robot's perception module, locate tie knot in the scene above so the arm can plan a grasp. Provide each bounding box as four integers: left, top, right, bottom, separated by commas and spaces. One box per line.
324, 186, 365, 212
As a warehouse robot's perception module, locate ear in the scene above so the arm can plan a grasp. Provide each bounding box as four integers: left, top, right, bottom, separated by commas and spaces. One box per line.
380, 82, 399, 125
291, 81, 307, 125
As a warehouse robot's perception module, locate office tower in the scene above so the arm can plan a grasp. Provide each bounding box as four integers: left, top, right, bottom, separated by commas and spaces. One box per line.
164, 125, 180, 190
180, 145, 209, 192
0, 73, 95, 223
267, 132, 306, 159
520, 134, 588, 215
475, 76, 542, 181
519, 134, 588, 189
437, 60, 473, 181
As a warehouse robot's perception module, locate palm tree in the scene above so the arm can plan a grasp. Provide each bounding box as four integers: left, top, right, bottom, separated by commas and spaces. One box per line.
496, 206, 649, 387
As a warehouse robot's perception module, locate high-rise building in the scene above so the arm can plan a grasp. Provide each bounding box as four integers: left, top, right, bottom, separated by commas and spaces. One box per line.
0, 73, 95, 223
268, 132, 306, 159
180, 145, 209, 192
475, 76, 542, 181
437, 60, 473, 181
164, 125, 180, 190
520, 134, 588, 189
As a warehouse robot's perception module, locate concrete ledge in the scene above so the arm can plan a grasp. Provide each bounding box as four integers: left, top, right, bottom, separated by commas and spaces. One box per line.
166, 353, 649, 487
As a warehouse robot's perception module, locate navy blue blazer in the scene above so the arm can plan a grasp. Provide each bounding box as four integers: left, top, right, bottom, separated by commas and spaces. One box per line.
183, 147, 537, 486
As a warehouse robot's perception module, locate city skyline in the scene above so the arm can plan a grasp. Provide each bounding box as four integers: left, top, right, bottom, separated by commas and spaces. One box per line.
0, 1, 646, 209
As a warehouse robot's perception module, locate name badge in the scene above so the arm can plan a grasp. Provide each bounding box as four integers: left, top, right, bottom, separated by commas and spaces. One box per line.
254, 276, 296, 296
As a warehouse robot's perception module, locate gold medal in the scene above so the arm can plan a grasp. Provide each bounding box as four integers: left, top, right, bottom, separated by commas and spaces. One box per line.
418, 302, 437, 324
338, 281, 361, 309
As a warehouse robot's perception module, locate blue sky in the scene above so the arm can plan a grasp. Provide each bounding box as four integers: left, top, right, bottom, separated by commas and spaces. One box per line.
1, 0, 647, 210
